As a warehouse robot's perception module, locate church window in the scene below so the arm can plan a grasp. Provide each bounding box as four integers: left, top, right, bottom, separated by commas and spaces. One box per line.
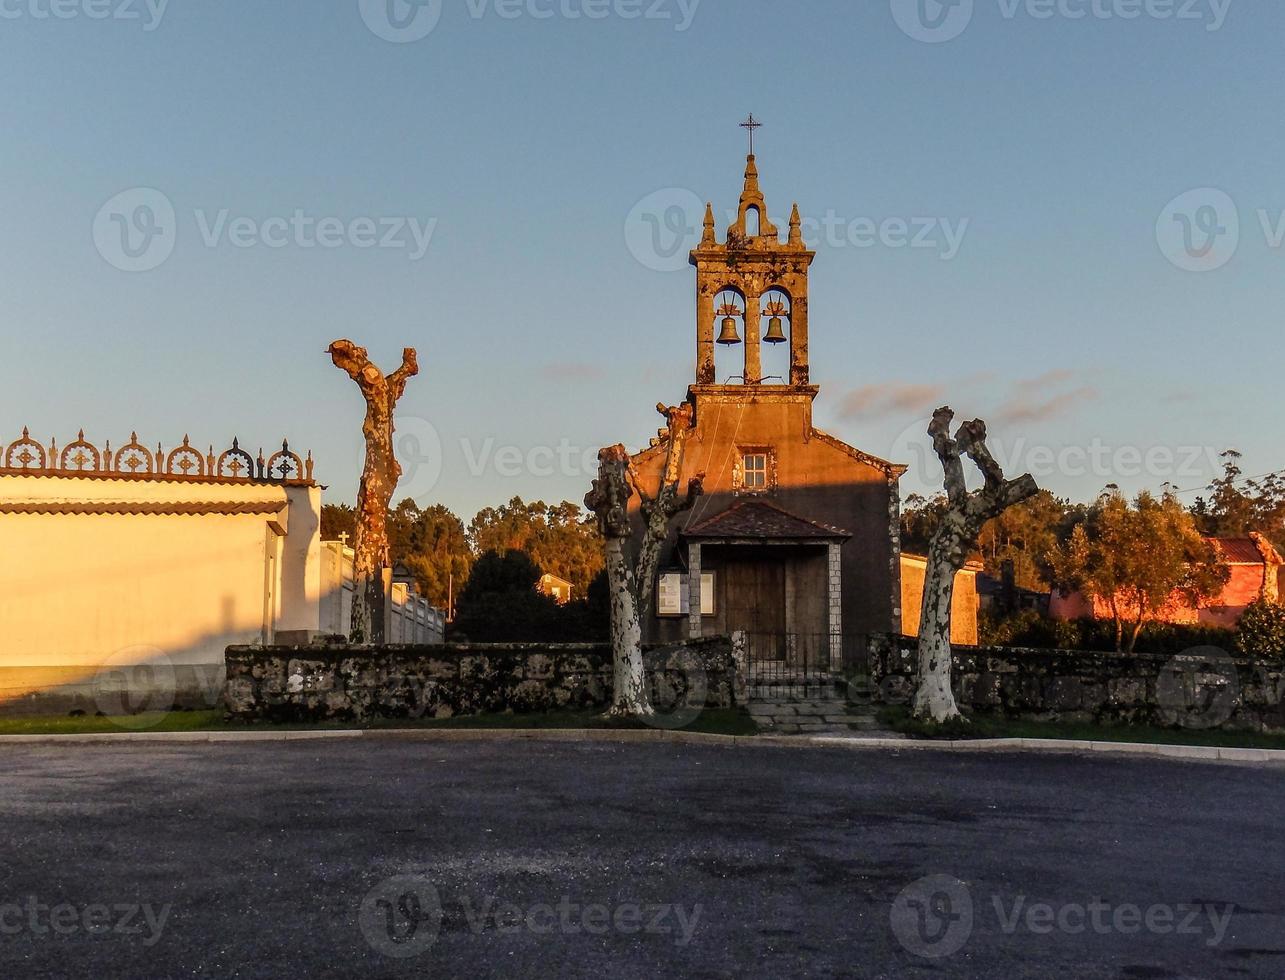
743, 453, 769, 490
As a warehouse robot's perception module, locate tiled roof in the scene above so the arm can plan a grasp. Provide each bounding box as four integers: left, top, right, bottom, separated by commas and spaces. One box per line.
0, 501, 286, 517
683, 499, 851, 541
1208, 536, 1280, 565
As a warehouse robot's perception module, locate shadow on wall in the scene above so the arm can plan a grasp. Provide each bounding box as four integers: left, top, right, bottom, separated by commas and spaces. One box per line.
0, 568, 449, 718
0, 619, 236, 719
641, 480, 904, 646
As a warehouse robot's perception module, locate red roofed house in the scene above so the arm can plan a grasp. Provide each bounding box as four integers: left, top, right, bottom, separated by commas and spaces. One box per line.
1049, 533, 1283, 628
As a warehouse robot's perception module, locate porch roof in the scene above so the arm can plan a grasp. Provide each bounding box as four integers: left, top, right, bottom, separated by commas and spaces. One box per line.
681, 499, 851, 543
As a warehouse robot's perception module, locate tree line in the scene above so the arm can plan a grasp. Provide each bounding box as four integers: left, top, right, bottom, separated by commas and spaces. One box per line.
902, 451, 1285, 654
321, 495, 608, 642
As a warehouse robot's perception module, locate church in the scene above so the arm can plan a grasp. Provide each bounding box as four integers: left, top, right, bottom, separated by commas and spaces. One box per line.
628, 139, 977, 671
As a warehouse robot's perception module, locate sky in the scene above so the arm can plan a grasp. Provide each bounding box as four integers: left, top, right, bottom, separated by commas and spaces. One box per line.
2, 0, 1280, 516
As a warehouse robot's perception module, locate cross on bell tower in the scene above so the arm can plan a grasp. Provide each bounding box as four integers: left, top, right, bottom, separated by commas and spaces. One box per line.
688, 120, 815, 389
740, 114, 762, 155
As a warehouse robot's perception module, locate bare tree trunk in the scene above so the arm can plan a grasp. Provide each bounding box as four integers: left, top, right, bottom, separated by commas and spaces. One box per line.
914, 407, 1039, 724
916, 521, 966, 723
1128, 598, 1146, 654
586, 405, 703, 719
327, 340, 419, 644
1109, 596, 1124, 652
604, 537, 647, 716
586, 445, 652, 717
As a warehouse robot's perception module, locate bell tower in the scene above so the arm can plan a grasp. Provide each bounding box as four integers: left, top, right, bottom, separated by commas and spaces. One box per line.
690, 118, 816, 389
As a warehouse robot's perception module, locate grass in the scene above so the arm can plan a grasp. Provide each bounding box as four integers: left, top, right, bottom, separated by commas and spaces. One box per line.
877, 706, 1285, 750
0, 710, 227, 736
0, 707, 758, 738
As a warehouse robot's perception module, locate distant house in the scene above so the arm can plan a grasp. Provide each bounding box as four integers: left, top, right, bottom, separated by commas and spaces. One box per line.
1049, 533, 1283, 628
899, 554, 982, 646
977, 560, 1050, 617
538, 573, 573, 605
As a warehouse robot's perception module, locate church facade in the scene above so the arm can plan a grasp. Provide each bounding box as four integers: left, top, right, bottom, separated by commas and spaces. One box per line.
629, 152, 908, 669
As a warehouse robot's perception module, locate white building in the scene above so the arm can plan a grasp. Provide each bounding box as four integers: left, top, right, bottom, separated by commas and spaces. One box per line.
0, 430, 324, 714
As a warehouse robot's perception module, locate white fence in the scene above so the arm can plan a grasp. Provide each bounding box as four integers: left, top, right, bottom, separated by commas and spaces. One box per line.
320, 541, 446, 645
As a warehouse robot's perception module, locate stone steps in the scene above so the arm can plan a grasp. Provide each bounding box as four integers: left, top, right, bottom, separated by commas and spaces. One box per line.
748, 697, 906, 739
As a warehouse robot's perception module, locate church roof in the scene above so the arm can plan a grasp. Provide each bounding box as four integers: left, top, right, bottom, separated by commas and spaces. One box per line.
630, 426, 907, 478
683, 499, 851, 541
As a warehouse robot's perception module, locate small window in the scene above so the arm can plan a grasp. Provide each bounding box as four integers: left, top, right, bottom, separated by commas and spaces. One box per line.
743, 453, 768, 490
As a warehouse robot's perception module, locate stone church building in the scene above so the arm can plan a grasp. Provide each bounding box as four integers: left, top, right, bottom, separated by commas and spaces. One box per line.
629, 151, 918, 668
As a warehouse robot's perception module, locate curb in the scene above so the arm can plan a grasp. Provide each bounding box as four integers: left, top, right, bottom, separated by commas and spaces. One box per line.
0, 728, 1281, 763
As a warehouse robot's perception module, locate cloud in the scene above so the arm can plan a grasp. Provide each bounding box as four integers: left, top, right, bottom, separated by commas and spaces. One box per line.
996, 385, 1097, 424
1011, 369, 1075, 393
838, 382, 948, 420
540, 362, 606, 383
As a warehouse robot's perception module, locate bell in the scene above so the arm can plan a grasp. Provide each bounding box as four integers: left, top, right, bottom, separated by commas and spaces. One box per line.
763, 315, 788, 344
717, 316, 742, 345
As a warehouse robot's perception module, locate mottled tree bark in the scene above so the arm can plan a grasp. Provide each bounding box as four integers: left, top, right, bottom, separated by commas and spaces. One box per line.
586, 405, 703, 718
915, 407, 1039, 723
327, 339, 419, 644
586, 445, 649, 716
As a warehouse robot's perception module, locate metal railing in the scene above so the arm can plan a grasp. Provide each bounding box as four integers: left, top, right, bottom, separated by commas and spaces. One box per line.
740, 631, 869, 701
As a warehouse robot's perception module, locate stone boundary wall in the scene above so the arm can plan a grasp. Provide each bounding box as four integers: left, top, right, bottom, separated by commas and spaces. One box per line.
225, 637, 743, 723
868, 634, 1285, 733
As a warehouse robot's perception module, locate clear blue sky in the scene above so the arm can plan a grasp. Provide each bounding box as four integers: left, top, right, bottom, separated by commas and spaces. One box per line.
2, 0, 1280, 515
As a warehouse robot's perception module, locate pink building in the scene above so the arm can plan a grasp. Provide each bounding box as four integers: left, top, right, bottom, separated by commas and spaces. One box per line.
1050, 533, 1283, 628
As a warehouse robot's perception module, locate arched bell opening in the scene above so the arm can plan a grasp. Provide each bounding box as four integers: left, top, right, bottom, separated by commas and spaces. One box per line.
713, 287, 747, 383
759, 288, 792, 384
745, 205, 761, 238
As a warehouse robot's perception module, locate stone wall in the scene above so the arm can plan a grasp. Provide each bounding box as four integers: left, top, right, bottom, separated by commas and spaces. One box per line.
224, 637, 742, 723
868, 634, 1285, 733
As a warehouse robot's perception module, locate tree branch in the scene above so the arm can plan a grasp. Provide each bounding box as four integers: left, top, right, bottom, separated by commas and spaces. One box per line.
327, 339, 379, 394
387, 348, 420, 401
929, 406, 967, 508
585, 445, 633, 541
956, 418, 1005, 492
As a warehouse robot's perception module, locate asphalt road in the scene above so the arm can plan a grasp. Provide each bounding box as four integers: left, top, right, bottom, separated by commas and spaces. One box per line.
0, 738, 1281, 979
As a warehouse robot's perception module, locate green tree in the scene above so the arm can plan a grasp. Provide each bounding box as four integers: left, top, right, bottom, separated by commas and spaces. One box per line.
976, 491, 1075, 591
900, 493, 949, 555
387, 499, 473, 611
452, 549, 559, 642
1049, 490, 1229, 652
1236, 597, 1285, 662
904, 490, 1075, 591
1192, 450, 1285, 554
320, 503, 356, 541
322, 500, 471, 612
469, 497, 603, 598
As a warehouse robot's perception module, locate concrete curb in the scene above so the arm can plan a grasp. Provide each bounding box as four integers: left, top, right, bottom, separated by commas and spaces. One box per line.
0, 727, 1281, 763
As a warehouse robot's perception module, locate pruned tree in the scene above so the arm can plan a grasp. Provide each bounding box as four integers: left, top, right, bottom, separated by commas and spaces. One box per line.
584, 403, 703, 717
327, 339, 419, 643
916, 407, 1039, 723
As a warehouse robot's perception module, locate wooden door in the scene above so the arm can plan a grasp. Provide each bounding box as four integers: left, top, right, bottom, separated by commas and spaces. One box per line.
723, 558, 786, 659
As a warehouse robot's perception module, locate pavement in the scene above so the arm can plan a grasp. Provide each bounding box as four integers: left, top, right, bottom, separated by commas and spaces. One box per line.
0, 737, 1282, 978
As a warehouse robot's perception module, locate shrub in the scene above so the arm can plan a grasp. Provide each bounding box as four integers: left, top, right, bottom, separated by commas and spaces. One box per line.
1236, 598, 1285, 662
978, 610, 1235, 655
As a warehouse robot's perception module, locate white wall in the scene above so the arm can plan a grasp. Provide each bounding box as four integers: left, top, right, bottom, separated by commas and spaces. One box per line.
0, 474, 322, 711
318, 541, 446, 645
